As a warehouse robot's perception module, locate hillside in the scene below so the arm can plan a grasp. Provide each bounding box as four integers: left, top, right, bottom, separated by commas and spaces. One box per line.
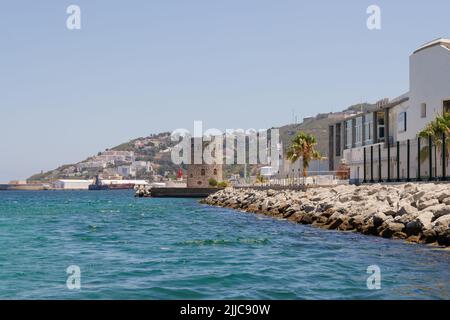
28, 132, 180, 182
28, 103, 373, 182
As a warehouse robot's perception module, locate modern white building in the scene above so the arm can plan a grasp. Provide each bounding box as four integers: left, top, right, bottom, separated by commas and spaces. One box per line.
117, 165, 136, 177
329, 38, 450, 183
53, 179, 93, 190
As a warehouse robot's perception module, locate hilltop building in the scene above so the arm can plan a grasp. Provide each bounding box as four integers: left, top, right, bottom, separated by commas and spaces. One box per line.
328, 38, 450, 182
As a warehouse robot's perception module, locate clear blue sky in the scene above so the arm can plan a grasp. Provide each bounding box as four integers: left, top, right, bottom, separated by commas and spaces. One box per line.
1, 0, 449, 182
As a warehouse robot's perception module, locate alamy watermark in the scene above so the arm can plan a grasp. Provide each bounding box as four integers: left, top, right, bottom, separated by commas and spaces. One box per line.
66, 265, 81, 290
170, 121, 281, 169
366, 265, 381, 290
367, 5, 381, 30
66, 5, 81, 30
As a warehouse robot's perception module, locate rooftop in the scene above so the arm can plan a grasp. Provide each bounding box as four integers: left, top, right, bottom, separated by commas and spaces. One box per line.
413, 38, 450, 54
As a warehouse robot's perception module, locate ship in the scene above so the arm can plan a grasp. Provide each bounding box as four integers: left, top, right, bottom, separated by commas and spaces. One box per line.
88, 176, 144, 190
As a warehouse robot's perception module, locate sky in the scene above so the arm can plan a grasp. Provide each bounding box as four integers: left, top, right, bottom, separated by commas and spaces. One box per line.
0, 0, 449, 182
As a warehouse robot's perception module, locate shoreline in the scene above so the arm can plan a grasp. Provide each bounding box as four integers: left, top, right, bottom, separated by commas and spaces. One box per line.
200, 183, 450, 247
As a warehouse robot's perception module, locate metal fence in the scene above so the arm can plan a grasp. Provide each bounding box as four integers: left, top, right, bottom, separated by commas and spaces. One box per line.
362, 134, 448, 183
234, 171, 347, 187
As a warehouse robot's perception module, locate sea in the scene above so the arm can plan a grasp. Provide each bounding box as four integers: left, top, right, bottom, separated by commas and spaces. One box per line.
0, 190, 448, 299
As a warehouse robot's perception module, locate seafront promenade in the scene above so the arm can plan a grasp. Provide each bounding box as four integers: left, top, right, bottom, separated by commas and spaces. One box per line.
201, 183, 450, 247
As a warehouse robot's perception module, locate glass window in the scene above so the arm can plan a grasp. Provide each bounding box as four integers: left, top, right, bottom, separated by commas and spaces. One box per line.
398, 112, 407, 132
346, 119, 352, 149
355, 117, 362, 145
364, 114, 373, 143
421, 104, 426, 118
377, 112, 385, 141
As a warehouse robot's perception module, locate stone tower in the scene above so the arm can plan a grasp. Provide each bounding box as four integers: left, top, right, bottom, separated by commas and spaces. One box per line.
186, 137, 223, 188
187, 164, 223, 188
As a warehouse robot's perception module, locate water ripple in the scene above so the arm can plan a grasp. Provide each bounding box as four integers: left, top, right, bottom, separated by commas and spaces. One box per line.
0, 190, 448, 299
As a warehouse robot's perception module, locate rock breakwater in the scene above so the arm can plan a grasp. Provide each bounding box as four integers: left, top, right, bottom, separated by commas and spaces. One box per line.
200, 183, 450, 246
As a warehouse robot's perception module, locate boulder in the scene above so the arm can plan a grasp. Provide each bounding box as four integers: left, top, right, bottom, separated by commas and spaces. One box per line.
326, 217, 344, 230
421, 229, 437, 243
373, 212, 388, 228
397, 203, 418, 216
392, 231, 408, 239
404, 211, 434, 236
432, 205, 450, 221
302, 203, 316, 213
418, 199, 439, 210
380, 221, 405, 238
436, 229, 450, 246
433, 214, 450, 228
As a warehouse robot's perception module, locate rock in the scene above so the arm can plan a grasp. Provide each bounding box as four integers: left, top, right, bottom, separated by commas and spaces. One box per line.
418, 199, 439, 210
436, 229, 450, 246
373, 212, 387, 228
433, 214, 450, 228
302, 203, 316, 213
397, 203, 418, 216
437, 191, 450, 202
384, 209, 398, 217
422, 229, 437, 243
201, 184, 450, 247
349, 215, 365, 230
405, 211, 434, 236
276, 201, 290, 213
432, 205, 450, 221
380, 221, 405, 238
406, 235, 421, 243
326, 217, 344, 230
442, 197, 450, 205
394, 211, 419, 225
392, 232, 407, 239
287, 212, 304, 223
302, 214, 315, 224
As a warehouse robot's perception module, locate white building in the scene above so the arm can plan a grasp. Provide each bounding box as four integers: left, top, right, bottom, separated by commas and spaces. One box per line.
117, 165, 136, 177
329, 38, 450, 183
53, 179, 93, 190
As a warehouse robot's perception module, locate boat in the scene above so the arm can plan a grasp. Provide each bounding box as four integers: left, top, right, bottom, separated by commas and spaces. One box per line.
88, 176, 138, 190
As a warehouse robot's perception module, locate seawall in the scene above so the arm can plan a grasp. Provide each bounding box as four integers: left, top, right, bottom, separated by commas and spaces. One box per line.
200, 183, 450, 247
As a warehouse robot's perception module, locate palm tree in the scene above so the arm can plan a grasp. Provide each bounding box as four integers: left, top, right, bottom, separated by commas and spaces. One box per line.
286, 132, 322, 178
419, 113, 450, 170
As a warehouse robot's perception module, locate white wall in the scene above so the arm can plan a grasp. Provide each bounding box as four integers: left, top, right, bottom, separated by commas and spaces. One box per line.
409, 44, 450, 138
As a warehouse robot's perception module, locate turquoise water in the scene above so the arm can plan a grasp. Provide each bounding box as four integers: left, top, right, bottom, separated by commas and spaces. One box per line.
0, 190, 448, 299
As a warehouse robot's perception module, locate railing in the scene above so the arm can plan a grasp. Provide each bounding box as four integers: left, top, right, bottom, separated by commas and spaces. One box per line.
361, 134, 448, 183
234, 171, 347, 187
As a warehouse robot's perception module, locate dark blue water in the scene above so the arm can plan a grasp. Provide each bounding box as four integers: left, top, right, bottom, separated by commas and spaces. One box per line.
0, 190, 448, 299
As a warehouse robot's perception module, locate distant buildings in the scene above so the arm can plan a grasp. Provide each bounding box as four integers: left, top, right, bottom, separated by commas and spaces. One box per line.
329, 38, 450, 182
53, 179, 93, 190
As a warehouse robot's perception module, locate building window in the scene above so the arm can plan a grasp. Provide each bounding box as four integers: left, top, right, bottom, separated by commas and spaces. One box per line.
335, 123, 341, 156
444, 100, 450, 114
377, 112, 385, 142
355, 117, 362, 145
197, 181, 202, 185
364, 114, 373, 144
213, 169, 217, 175
190, 173, 193, 178
421, 103, 427, 118
398, 112, 407, 132
346, 119, 353, 149
201, 169, 206, 176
